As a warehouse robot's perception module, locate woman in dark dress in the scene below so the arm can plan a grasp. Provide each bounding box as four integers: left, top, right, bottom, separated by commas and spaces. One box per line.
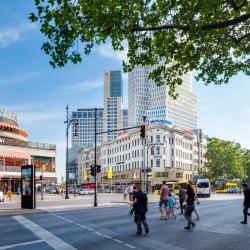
184, 184, 196, 229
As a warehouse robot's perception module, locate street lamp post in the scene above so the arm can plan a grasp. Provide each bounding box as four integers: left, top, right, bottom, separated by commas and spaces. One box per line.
64, 105, 78, 199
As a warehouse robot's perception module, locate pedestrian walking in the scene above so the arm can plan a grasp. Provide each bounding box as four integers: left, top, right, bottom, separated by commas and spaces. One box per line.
167, 193, 176, 219
132, 185, 149, 235
123, 186, 128, 201
194, 195, 200, 220
159, 181, 170, 220
129, 186, 137, 214
179, 186, 186, 215
128, 184, 134, 201
240, 183, 250, 224
7, 189, 12, 202
184, 184, 196, 230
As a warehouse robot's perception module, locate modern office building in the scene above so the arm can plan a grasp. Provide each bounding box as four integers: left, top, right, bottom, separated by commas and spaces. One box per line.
71, 108, 103, 148
103, 70, 123, 142
0, 108, 57, 192
123, 109, 128, 128
128, 66, 197, 130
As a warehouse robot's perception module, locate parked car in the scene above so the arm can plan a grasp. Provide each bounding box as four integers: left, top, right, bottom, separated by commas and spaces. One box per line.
88, 189, 95, 195
197, 179, 211, 197
227, 187, 239, 193
69, 187, 75, 194
50, 188, 58, 194
79, 189, 89, 195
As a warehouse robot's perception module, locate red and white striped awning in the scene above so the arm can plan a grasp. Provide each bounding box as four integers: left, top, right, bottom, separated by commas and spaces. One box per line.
0, 150, 31, 159
0, 122, 28, 137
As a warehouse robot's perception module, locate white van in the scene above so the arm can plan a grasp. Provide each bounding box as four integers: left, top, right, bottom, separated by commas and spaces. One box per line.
197, 179, 210, 197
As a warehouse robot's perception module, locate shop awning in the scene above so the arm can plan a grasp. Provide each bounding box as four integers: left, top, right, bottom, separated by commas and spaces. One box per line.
0, 150, 31, 159
0, 122, 28, 137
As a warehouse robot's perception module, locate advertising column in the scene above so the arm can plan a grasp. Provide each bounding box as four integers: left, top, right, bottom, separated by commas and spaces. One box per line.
21, 165, 35, 209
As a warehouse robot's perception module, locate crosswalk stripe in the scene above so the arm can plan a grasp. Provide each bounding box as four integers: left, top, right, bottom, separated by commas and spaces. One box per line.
13, 216, 76, 250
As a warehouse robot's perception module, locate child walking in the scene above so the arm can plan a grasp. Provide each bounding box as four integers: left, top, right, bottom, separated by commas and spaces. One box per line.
167, 193, 176, 219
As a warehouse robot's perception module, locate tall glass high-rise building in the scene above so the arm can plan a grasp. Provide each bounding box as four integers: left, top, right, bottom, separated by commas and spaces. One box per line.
71, 108, 103, 148
128, 66, 197, 130
103, 70, 123, 142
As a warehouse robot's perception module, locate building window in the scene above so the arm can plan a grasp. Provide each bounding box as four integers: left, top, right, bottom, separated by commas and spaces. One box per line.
156, 135, 160, 143
156, 159, 160, 167
151, 159, 153, 168
156, 146, 160, 155
176, 172, 183, 178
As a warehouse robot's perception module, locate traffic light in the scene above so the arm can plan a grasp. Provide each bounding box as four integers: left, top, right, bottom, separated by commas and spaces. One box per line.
90, 165, 95, 176
96, 165, 101, 173
140, 125, 145, 138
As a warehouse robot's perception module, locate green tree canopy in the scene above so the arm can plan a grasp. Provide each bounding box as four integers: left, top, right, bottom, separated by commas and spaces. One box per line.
205, 137, 244, 180
30, 0, 250, 97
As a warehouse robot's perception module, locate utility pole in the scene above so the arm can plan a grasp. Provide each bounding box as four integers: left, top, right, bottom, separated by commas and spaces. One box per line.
94, 108, 97, 207
65, 105, 70, 199
64, 105, 78, 200
142, 116, 146, 192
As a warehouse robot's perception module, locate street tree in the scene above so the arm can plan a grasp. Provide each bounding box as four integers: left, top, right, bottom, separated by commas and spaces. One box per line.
242, 149, 250, 181
205, 137, 244, 180
30, 0, 250, 97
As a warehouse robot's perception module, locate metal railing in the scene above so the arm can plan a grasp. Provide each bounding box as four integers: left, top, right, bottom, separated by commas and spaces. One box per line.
27, 141, 56, 150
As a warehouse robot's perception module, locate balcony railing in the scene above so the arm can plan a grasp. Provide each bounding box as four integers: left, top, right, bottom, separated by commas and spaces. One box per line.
27, 141, 56, 150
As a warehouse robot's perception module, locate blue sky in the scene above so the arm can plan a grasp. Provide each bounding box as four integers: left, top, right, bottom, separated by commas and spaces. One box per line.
1, 1, 249, 180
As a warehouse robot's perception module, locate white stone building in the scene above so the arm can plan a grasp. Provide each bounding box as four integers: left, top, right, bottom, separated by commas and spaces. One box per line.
78, 125, 206, 188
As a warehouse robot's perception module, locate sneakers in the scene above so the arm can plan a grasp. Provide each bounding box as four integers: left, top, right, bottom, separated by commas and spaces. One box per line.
184, 226, 191, 230
240, 221, 247, 224
191, 223, 196, 228
136, 231, 142, 235
145, 228, 149, 234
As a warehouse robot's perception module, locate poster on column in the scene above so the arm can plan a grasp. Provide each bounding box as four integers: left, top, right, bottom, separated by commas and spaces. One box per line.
21, 165, 36, 209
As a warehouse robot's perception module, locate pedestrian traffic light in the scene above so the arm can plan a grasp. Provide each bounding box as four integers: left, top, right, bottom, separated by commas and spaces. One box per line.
96, 165, 101, 173
140, 125, 145, 138
90, 165, 95, 176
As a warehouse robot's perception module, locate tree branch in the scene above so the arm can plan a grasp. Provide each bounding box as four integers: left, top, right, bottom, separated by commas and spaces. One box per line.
226, 0, 248, 11
132, 13, 250, 32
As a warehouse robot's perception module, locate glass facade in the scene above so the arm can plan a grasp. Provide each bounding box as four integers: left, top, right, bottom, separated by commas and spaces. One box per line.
110, 71, 122, 97
71, 109, 103, 148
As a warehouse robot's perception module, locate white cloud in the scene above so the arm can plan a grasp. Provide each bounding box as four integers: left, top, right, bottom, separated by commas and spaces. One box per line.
0, 72, 40, 86
0, 23, 36, 47
61, 79, 103, 94
95, 43, 128, 62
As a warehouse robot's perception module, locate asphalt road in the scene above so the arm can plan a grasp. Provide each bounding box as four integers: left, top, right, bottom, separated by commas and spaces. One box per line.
0, 197, 249, 250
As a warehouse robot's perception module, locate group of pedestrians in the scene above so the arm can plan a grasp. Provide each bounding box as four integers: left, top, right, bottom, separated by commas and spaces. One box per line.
127, 181, 250, 235
158, 181, 199, 229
